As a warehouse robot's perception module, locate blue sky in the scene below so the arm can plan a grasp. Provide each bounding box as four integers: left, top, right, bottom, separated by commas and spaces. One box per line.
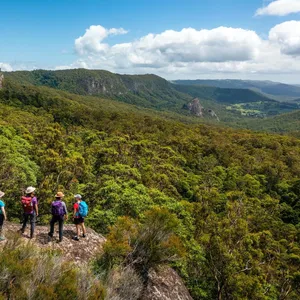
1, 0, 300, 82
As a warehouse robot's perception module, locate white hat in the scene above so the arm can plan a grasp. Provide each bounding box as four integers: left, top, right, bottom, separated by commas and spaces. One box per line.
25, 186, 36, 194
0, 191, 5, 198
74, 194, 82, 199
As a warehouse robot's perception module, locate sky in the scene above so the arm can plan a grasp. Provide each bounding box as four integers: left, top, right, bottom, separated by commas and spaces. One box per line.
1, 0, 300, 83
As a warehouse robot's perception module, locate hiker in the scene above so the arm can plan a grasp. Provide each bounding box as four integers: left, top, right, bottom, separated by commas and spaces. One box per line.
73, 194, 88, 241
20, 186, 38, 239
48, 192, 68, 242
0, 191, 7, 241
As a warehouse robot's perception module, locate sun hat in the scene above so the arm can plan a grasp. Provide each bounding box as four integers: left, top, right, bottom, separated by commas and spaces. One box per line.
0, 191, 5, 198
25, 186, 36, 194
55, 191, 65, 198
74, 194, 82, 199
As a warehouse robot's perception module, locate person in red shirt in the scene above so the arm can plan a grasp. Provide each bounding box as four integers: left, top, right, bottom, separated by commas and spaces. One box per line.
73, 194, 86, 241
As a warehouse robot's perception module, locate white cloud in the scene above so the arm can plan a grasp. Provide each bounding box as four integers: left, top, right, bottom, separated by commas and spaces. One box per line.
75, 25, 128, 55
0, 63, 13, 72
255, 0, 300, 16
74, 26, 262, 67
56, 23, 300, 81
269, 20, 300, 55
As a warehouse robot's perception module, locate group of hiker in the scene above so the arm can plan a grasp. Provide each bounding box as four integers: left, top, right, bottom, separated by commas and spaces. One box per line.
0, 187, 88, 242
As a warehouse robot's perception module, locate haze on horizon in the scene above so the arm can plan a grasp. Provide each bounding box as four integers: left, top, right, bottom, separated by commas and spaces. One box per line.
1, 0, 300, 84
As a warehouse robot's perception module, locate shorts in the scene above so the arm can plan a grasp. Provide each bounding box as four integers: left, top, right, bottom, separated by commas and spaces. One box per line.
74, 217, 84, 225
0, 214, 4, 226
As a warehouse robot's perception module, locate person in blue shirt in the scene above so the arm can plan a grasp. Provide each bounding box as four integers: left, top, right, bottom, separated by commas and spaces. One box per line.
0, 191, 7, 241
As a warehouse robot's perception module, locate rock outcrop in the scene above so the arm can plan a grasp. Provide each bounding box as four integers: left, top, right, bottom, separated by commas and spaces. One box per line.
0, 72, 4, 89
143, 267, 193, 300
188, 98, 203, 117
208, 109, 220, 121
0, 222, 106, 264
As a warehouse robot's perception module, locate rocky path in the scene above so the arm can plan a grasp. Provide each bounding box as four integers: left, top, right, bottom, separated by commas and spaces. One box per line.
0, 222, 106, 264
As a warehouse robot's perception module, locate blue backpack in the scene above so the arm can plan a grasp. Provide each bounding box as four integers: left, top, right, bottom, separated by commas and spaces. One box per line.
78, 201, 88, 217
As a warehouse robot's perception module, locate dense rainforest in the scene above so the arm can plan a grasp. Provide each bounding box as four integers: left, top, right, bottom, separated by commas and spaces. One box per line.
1, 75, 300, 299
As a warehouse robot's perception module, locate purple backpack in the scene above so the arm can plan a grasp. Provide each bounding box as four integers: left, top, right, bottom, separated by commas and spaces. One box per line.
51, 201, 64, 216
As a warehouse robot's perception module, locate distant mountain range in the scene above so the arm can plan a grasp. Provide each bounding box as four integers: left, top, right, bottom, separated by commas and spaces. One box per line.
3, 69, 300, 129
174, 79, 300, 100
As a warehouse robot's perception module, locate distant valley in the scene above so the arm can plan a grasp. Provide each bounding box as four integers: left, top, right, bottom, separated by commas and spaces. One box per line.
3, 69, 300, 133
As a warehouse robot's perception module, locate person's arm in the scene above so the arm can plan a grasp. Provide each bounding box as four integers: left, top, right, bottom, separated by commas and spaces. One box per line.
73, 203, 77, 218
1, 207, 6, 221
31, 197, 39, 216
63, 202, 68, 220
35, 204, 39, 216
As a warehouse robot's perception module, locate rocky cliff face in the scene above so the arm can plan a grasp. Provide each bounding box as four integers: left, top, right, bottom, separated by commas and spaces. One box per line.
208, 109, 220, 121
188, 98, 203, 117
0, 73, 4, 89
143, 267, 193, 300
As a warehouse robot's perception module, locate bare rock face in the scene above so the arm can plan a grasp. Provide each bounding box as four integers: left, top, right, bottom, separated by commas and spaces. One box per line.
208, 109, 220, 121
142, 267, 193, 300
188, 98, 203, 117
1, 222, 106, 264
0, 73, 4, 89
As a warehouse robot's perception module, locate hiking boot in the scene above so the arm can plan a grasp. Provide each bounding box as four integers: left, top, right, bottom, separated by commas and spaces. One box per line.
82, 234, 86, 238
0, 236, 5, 241
73, 236, 80, 241
48, 232, 54, 242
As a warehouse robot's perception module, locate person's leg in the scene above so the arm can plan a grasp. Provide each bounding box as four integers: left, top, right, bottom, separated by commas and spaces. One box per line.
58, 217, 64, 242
21, 213, 29, 233
49, 216, 55, 237
29, 212, 36, 238
73, 219, 80, 240
76, 224, 80, 237
81, 222, 86, 237
0, 215, 4, 240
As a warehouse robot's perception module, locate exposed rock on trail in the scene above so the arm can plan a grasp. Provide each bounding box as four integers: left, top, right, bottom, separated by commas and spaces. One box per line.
0, 222, 106, 264
143, 267, 193, 300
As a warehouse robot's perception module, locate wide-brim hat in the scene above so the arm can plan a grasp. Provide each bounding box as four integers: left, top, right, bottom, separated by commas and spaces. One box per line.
25, 186, 36, 194
55, 191, 65, 198
0, 191, 5, 198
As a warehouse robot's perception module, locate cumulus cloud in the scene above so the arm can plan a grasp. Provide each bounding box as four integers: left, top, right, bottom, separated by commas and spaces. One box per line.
255, 0, 300, 16
269, 20, 300, 55
74, 26, 262, 67
0, 63, 13, 71
56, 22, 300, 81
75, 25, 128, 55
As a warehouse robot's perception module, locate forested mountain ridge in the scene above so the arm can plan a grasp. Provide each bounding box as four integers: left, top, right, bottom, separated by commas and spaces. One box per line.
1, 77, 300, 299
173, 83, 274, 104
5, 69, 192, 111
175, 79, 300, 99
6, 69, 300, 124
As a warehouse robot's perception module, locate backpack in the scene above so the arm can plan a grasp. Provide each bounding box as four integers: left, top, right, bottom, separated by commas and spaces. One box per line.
51, 201, 65, 216
78, 201, 88, 217
21, 196, 33, 214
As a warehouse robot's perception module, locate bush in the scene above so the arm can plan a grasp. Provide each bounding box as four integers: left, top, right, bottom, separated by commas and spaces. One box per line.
94, 207, 185, 281
0, 233, 105, 300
